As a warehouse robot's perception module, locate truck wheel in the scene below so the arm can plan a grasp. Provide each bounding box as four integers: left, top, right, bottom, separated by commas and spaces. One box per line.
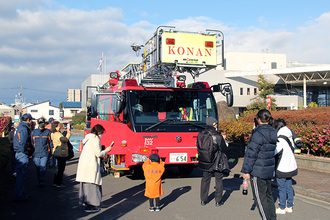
130, 165, 144, 179
178, 164, 195, 174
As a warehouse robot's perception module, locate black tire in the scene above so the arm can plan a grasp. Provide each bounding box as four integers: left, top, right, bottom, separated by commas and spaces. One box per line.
178, 164, 195, 174
130, 165, 144, 179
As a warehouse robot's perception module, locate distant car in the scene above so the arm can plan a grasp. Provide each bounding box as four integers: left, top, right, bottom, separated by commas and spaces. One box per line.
61, 122, 73, 129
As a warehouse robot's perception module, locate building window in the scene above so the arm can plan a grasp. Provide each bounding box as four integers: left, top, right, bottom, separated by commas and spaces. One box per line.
31, 109, 38, 112
240, 88, 243, 95
247, 88, 250, 95
271, 62, 277, 69
49, 110, 54, 115
254, 88, 257, 95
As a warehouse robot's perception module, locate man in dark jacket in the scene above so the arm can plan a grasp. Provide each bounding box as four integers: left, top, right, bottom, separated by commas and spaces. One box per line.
8, 122, 19, 176
31, 118, 53, 187
241, 109, 277, 220
13, 113, 34, 201
197, 117, 227, 207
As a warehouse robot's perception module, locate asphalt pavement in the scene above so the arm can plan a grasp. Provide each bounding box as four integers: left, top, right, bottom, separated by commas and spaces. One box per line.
228, 157, 330, 203
0, 130, 329, 219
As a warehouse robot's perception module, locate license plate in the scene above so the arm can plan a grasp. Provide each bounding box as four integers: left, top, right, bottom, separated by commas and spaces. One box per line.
169, 153, 187, 163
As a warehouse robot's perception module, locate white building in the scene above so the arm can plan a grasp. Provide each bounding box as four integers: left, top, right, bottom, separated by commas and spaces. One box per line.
24, 101, 60, 121
62, 102, 82, 121
0, 102, 15, 118
183, 52, 329, 115
81, 74, 109, 108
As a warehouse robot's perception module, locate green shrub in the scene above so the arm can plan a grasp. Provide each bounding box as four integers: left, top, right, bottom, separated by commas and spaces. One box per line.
221, 107, 330, 157
73, 124, 85, 130
308, 102, 318, 108
219, 121, 253, 145
290, 124, 330, 157
72, 116, 86, 125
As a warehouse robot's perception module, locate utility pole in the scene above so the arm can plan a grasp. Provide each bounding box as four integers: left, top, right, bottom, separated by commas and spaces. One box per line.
19, 85, 23, 117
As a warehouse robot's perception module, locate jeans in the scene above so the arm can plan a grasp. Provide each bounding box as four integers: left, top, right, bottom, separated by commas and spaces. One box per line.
33, 156, 48, 186
277, 177, 294, 209
14, 152, 29, 200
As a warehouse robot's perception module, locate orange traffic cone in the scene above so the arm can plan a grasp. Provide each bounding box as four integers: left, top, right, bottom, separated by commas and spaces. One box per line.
78, 139, 83, 152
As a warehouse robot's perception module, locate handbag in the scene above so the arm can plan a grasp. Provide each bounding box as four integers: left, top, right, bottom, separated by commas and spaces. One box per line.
62, 131, 74, 160
214, 151, 230, 172
53, 136, 69, 158
67, 141, 74, 160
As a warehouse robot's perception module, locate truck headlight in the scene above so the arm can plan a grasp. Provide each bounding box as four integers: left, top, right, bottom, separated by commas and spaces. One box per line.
132, 154, 148, 163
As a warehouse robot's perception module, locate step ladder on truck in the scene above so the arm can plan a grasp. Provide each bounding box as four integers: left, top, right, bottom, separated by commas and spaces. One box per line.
86, 26, 233, 177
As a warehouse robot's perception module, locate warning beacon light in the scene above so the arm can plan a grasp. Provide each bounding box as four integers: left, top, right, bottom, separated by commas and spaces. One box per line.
109, 71, 121, 86
176, 75, 186, 88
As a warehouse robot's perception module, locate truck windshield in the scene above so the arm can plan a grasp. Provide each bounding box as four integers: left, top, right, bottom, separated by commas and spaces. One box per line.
128, 90, 217, 132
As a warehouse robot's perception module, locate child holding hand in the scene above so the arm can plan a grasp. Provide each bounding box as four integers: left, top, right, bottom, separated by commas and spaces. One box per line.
142, 153, 165, 212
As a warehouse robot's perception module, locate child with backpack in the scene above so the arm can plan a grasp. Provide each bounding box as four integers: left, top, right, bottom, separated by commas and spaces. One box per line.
142, 153, 165, 212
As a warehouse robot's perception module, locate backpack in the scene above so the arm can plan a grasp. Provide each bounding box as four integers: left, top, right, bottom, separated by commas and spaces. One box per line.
291, 131, 302, 153
197, 130, 217, 163
278, 135, 300, 154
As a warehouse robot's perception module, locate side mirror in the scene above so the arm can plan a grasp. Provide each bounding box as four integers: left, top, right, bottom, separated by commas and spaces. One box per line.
211, 84, 220, 92
115, 93, 125, 114
211, 83, 234, 107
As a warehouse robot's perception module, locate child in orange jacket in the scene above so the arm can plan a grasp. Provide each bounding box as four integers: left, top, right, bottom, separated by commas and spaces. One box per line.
142, 153, 165, 212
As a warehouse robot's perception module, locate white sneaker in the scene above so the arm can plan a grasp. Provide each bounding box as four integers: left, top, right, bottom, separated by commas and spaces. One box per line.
276, 207, 286, 214
285, 207, 293, 213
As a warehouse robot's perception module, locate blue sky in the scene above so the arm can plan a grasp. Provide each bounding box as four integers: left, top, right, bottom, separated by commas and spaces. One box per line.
0, 0, 330, 107
53, 0, 328, 30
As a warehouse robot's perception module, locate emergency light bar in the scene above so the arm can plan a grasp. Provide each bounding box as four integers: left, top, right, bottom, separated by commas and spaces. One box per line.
187, 82, 210, 89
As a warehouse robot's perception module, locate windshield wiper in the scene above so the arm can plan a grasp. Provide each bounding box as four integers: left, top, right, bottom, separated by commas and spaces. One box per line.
145, 118, 178, 131
177, 122, 205, 129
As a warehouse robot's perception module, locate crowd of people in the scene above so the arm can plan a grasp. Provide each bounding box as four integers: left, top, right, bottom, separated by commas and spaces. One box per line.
8, 109, 298, 219
10, 114, 73, 201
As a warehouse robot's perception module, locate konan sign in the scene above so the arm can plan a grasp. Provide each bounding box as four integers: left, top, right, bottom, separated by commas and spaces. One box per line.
161, 32, 217, 66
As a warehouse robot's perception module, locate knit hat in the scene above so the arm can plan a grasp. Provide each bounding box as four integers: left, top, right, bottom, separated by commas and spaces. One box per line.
149, 153, 160, 163
206, 117, 218, 127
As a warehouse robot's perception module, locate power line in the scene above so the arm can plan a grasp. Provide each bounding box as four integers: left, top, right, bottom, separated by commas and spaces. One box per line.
0, 87, 66, 94
23, 87, 66, 94
0, 87, 21, 90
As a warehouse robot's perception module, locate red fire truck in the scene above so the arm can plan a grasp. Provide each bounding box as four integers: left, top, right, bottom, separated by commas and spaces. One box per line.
86, 26, 233, 176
